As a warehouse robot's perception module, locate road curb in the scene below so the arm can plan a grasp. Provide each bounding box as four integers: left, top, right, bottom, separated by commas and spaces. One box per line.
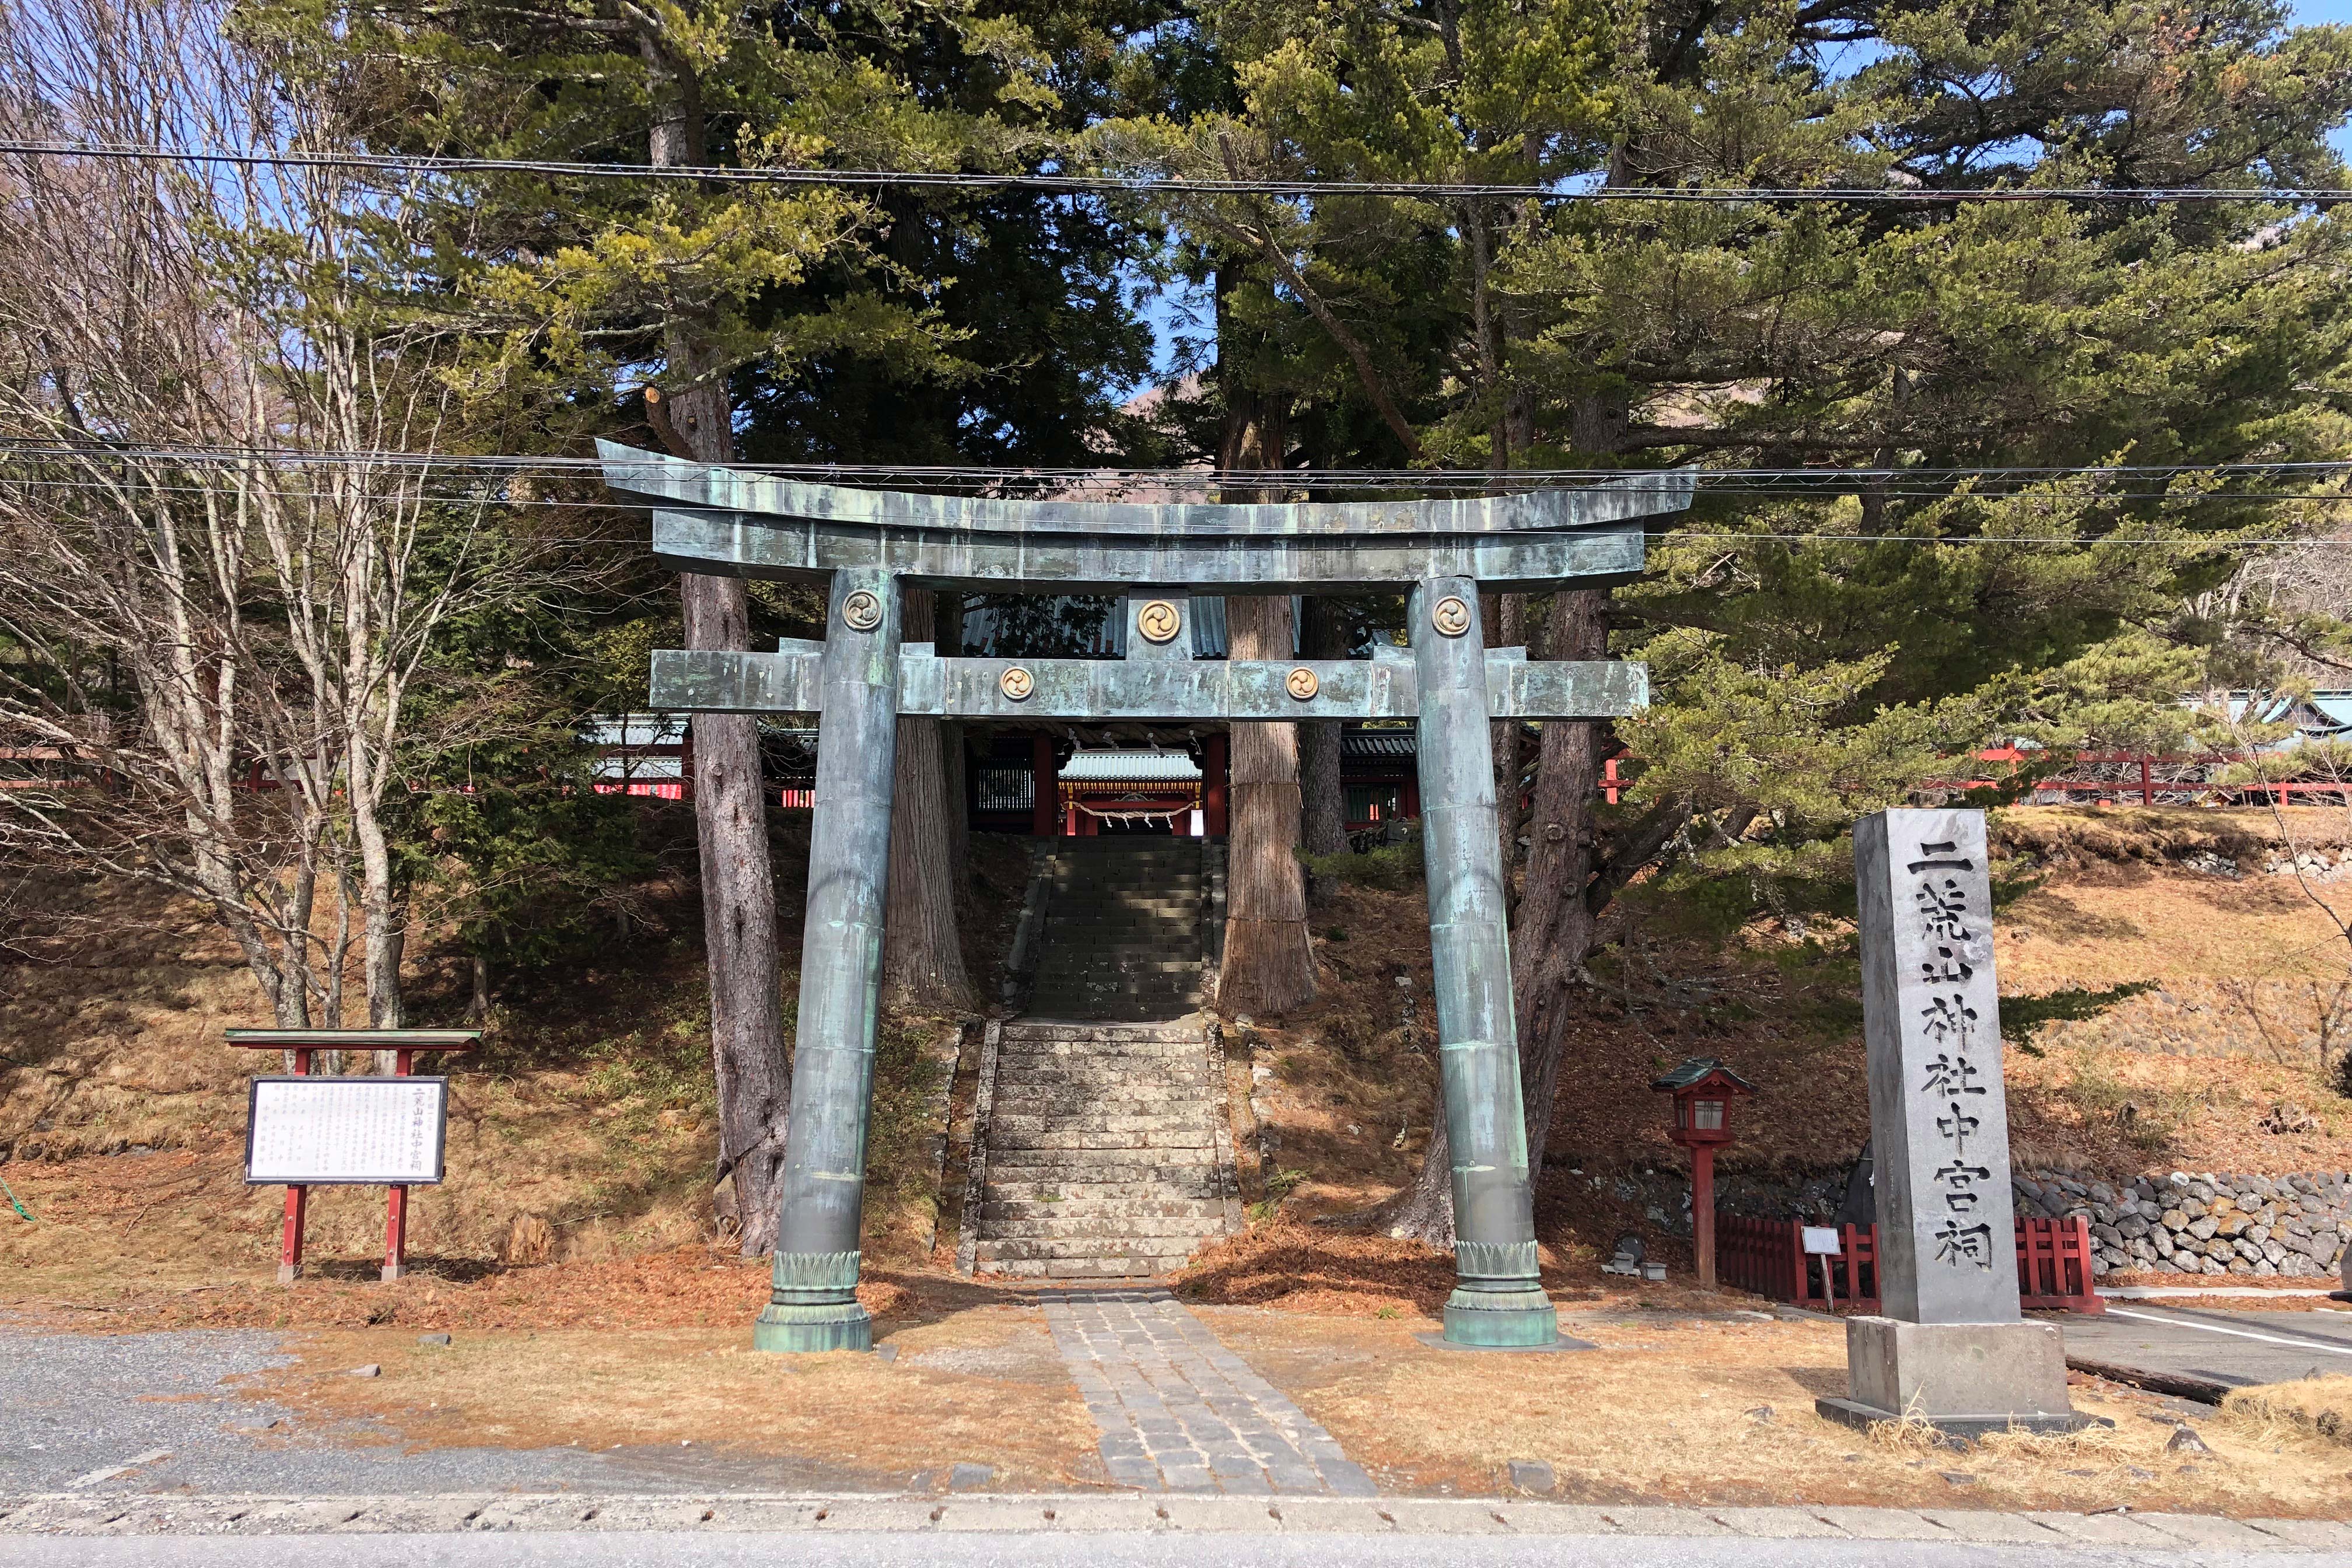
1, 1493, 2346, 1549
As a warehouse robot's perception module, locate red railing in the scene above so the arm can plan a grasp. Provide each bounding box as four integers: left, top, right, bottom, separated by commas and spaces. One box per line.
1717, 1214, 2102, 1314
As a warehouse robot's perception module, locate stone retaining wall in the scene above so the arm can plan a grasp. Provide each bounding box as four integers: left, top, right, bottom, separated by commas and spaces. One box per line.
2011, 1169, 2351, 1279
1583, 1166, 2352, 1281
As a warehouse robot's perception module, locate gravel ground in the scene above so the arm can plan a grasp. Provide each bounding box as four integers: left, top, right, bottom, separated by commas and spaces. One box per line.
0, 1326, 780, 1496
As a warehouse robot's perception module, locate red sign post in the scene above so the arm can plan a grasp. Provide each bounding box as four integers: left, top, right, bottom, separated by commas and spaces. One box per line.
229, 1029, 478, 1283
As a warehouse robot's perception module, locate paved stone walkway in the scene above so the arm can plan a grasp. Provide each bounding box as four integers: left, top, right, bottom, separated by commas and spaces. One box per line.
1041, 1287, 1377, 1496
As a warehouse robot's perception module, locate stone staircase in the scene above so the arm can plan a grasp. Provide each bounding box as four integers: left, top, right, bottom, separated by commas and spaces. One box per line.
1024, 838, 1206, 1022
957, 1019, 1244, 1279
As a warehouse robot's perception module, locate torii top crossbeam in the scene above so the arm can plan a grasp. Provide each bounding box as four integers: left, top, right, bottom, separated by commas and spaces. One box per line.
601, 442, 1690, 1357
600, 441, 1691, 594
600, 442, 1694, 723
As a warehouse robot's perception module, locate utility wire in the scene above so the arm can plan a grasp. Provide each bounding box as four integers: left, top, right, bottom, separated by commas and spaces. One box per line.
5, 440, 2352, 488
4, 141, 2346, 204
7, 475, 2352, 541
4, 473, 2351, 506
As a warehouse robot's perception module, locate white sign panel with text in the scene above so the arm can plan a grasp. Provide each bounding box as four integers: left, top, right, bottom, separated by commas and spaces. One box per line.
244, 1077, 448, 1186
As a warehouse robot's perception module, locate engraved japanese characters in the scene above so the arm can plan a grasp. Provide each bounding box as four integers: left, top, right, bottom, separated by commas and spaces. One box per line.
1853, 809, 2022, 1325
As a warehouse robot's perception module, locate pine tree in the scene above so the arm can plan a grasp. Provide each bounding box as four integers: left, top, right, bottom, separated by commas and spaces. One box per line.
1119, 0, 2352, 1240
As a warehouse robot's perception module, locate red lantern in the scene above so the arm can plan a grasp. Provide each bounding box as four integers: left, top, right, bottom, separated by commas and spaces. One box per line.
1650, 1058, 1756, 1289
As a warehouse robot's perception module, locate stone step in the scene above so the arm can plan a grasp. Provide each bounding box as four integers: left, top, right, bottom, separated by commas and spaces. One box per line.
999, 1023, 1202, 1044
988, 1058, 1208, 1080
986, 1128, 1214, 1152
979, 1197, 1232, 1222
1027, 991, 1200, 1010
989, 1112, 1208, 1138
1034, 967, 1202, 984
975, 1236, 1217, 1263
1028, 1005, 1200, 1024
975, 1257, 1192, 1280
1045, 892, 1199, 909
991, 1088, 1209, 1114
1036, 941, 1200, 958
995, 1038, 1206, 1058
977, 1214, 1232, 1241
1054, 846, 1204, 860
986, 1065, 1209, 1087
978, 1152, 1223, 1175
997, 1081, 1213, 1105
1049, 850, 1195, 865
985, 1167, 1226, 1191
1026, 984, 1202, 1004
986, 1188, 1229, 1213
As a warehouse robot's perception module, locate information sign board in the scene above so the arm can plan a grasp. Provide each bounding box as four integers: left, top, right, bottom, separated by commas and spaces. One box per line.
1802, 1226, 1843, 1256
244, 1076, 448, 1186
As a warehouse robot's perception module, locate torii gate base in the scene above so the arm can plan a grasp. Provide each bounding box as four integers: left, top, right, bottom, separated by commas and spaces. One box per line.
602, 444, 1695, 1352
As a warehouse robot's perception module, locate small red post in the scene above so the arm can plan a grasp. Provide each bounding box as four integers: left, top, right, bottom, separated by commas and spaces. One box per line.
278, 1046, 311, 1285
383, 1046, 416, 1282
1692, 1143, 1716, 1290
2139, 755, 2154, 807
1604, 756, 1620, 805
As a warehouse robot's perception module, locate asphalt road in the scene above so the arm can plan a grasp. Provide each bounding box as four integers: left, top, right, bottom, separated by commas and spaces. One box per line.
2060, 1305, 2352, 1392
6, 1534, 2340, 1568
0, 1327, 849, 1496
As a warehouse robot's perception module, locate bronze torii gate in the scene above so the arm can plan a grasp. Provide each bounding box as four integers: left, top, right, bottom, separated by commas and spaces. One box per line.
601, 443, 1694, 1351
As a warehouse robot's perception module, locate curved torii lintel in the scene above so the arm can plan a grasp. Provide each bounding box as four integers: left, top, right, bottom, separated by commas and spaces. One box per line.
600, 444, 1690, 592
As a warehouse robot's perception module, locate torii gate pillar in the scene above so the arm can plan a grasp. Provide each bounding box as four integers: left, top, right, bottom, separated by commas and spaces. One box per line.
755, 567, 901, 1353
1412, 577, 1554, 1347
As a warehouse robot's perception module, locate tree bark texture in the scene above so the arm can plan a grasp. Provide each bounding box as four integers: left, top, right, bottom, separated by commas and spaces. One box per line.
936, 592, 970, 878
1217, 594, 1315, 1016
639, 29, 790, 1255
1509, 589, 1609, 1180
882, 587, 975, 1009
687, 553, 791, 1255
1381, 1086, 1457, 1247
1298, 597, 1348, 860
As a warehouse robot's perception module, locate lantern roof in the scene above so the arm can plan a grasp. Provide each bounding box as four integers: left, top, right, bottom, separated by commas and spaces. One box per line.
1648, 1056, 1757, 1094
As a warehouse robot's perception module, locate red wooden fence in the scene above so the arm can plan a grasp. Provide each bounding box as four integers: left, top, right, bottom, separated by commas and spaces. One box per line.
1717, 1214, 2102, 1314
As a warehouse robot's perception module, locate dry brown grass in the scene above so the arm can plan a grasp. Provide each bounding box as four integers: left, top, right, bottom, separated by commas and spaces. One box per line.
0, 1243, 935, 1334
1208, 1304, 2352, 1516
0, 836, 1018, 1283
233, 1307, 1104, 1491
2222, 1376, 2352, 1448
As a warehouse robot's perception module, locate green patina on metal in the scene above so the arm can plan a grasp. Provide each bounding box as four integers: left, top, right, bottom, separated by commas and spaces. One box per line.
599, 446, 1694, 1352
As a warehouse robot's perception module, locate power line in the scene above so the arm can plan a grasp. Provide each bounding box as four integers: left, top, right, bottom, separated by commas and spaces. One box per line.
5, 439, 2352, 489
6, 470, 2352, 542
5, 141, 2346, 205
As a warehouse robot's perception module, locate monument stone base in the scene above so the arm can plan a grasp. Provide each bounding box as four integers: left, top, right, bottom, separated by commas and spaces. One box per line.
1813, 1315, 2098, 1438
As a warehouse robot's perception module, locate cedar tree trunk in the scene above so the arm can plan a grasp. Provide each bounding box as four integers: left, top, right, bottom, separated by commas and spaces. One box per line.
881, 587, 975, 1008
1217, 594, 1315, 1016
643, 34, 790, 1255
1298, 597, 1348, 860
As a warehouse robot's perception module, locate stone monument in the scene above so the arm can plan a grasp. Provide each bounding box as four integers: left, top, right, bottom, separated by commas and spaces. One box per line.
1815, 808, 2091, 1436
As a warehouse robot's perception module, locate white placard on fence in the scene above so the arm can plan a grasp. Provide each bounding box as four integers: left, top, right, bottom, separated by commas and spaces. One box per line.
1802, 1226, 1843, 1256
244, 1077, 448, 1186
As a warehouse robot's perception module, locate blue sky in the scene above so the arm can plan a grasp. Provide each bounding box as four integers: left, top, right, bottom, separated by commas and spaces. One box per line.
2293, 1, 2349, 152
